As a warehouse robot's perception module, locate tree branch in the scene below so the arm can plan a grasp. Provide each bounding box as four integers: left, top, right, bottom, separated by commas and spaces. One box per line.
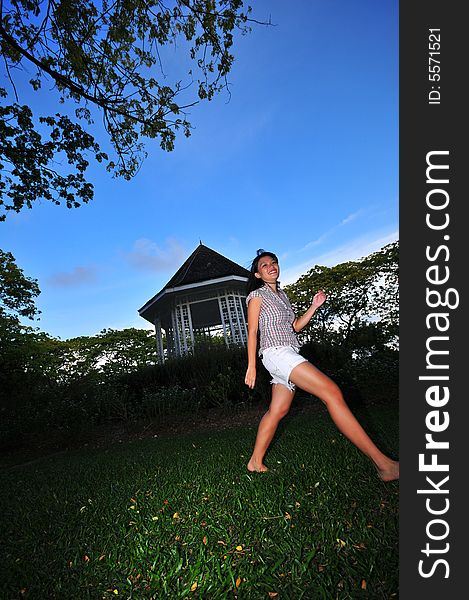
0, 22, 154, 127
2, 52, 19, 101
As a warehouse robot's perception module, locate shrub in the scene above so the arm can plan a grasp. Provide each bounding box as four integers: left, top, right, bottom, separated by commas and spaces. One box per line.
300, 342, 398, 406
1, 347, 272, 448
1, 343, 397, 450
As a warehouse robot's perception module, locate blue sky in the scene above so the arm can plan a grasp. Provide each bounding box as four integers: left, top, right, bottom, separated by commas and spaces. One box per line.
1, 0, 398, 340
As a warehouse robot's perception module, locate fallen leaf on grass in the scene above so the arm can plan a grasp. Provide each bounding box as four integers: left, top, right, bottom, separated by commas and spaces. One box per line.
236, 545, 243, 551
284, 512, 292, 520
173, 512, 180, 519
361, 579, 367, 590
190, 582, 198, 591
268, 593, 278, 598
236, 577, 242, 588
336, 539, 346, 548
203, 536, 208, 545
83, 555, 90, 562
353, 542, 366, 550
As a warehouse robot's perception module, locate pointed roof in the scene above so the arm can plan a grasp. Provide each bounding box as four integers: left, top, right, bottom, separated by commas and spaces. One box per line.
138, 244, 250, 320
163, 243, 250, 289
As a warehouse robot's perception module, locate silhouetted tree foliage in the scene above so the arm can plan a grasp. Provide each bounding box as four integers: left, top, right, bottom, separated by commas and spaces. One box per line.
284, 241, 399, 355
0, 0, 264, 220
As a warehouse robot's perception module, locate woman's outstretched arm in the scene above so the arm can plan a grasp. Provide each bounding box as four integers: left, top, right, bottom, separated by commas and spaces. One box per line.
292, 290, 326, 332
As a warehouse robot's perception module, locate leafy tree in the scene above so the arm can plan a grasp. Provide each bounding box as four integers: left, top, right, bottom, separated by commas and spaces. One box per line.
0, 0, 262, 220
0, 250, 43, 404
0, 252, 155, 392
67, 327, 159, 379
362, 240, 399, 345
0, 249, 40, 321
284, 241, 399, 356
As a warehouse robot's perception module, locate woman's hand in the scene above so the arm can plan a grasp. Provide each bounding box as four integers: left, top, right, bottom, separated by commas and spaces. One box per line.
245, 366, 256, 389
312, 289, 326, 308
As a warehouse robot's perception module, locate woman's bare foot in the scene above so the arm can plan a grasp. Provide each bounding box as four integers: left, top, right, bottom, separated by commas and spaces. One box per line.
247, 459, 269, 473
376, 460, 399, 482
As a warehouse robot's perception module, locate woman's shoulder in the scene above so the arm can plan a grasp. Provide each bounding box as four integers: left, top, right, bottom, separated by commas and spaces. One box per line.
246, 287, 266, 304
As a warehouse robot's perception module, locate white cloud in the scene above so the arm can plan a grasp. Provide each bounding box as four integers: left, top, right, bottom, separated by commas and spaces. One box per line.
300, 209, 364, 252
281, 230, 399, 285
47, 266, 97, 288
340, 210, 362, 225
125, 238, 186, 272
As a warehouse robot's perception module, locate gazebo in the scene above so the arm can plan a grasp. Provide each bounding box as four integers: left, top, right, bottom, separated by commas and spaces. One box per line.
138, 243, 250, 361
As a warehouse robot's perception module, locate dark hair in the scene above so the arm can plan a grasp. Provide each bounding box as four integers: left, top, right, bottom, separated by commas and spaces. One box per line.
246, 249, 279, 294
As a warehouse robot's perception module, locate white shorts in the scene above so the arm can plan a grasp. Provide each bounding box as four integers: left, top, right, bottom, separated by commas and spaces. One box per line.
261, 346, 308, 391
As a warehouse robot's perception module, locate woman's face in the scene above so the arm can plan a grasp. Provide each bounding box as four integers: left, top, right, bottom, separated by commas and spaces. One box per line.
255, 254, 279, 284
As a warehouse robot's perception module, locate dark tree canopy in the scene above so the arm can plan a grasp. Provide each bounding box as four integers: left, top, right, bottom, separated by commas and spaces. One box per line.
0, 249, 40, 383
0, 0, 260, 220
0, 248, 40, 321
284, 241, 399, 354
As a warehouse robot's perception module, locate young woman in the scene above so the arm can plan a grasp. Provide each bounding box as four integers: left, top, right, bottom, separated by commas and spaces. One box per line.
244, 250, 399, 482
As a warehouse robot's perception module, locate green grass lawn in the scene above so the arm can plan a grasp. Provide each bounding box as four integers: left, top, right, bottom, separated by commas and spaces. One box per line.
0, 403, 398, 599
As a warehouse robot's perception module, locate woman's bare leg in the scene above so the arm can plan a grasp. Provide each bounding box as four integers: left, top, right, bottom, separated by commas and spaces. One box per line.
247, 384, 295, 472
289, 362, 399, 481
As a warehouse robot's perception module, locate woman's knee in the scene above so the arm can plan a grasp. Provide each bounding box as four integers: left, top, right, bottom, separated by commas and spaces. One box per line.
269, 403, 291, 421
320, 381, 345, 407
